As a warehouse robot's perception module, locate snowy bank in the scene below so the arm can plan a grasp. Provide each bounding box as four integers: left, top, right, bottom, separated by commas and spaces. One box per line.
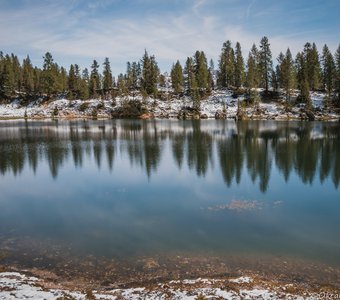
0, 272, 331, 300
0, 90, 339, 121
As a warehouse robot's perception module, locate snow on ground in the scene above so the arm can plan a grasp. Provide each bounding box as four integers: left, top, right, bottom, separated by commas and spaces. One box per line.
0, 90, 338, 120
311, 91, 325, 109
0, 272, 323, 300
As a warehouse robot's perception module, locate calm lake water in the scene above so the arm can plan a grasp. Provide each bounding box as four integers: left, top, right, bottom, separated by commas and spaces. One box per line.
0, 119, 340, 276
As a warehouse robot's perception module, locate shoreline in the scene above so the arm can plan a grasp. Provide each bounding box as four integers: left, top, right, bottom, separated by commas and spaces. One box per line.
1, 264, 339, 299
1, 246, 340, 295
1, 90, 339, 122
1, 115, 340, 122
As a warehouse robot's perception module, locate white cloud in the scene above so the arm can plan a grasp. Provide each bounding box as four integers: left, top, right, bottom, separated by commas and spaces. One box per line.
0, 0, 338, 73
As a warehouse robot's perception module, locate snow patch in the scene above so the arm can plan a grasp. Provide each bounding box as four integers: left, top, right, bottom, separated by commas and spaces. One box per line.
229, 276, 253, 284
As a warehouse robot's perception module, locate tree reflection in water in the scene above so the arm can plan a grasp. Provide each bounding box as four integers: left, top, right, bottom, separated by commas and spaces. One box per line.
0, 120, 339, 191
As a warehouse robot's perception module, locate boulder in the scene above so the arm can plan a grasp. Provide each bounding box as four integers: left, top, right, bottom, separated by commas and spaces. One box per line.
305, 110, 315, 121
215, 110, 227, 119
139, 113, 154, 120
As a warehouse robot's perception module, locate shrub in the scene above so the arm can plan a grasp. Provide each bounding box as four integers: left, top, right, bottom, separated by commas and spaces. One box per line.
79, 102, 89, 112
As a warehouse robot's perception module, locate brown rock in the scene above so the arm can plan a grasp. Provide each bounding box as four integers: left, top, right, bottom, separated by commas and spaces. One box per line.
215, 110, 227, 119
139, 113, 154, 120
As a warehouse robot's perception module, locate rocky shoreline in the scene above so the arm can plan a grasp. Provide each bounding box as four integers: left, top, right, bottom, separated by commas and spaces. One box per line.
1, 246, 340, 299
0, 90, 339, 122
0, 268, 339, 299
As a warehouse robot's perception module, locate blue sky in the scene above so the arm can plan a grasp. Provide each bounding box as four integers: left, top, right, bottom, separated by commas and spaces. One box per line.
0, 0, 339, 74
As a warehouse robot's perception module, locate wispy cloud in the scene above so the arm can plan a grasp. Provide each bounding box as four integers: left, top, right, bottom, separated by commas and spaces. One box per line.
246, 0, 256, 22
0, 0, 339, 73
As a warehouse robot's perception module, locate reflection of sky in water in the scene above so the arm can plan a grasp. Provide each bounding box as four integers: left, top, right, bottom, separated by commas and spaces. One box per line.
0, 120, 339, 265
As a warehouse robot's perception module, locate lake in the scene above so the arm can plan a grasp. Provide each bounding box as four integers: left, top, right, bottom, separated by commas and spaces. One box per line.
0, 119, 340, 284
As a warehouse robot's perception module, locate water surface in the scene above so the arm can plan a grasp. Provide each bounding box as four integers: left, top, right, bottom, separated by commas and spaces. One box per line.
0, 120, 339, 280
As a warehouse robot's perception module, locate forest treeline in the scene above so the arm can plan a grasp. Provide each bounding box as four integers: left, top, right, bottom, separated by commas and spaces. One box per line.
1, 36, 340, 107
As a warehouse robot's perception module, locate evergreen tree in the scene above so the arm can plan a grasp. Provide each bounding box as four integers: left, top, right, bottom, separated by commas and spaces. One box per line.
271, 68, 279, 92
79, 68, 90, 100
276, 52, 285, 88
102, 57, 113, 98
117, 73, 128, 96
304, 43, 322, 91
259, 36, 273, 93
11, 54, 21, 92
279, 48, 296, 103
89, 60, 101, 98
209, 59, 215, 90
141, 50, 159, 96
33, 67, 41, 94
51, 63, 63, 94
194, 50, 210, 93
68, 64, 77, 98
335, 45, 340, 105
126, 61, 140, 90
0, 55, 15, 97
246, 44, 260, 89
184, 57, 200, 108
322, 44, 336, 103
171, 60, 184, 94
218, 40, 235, 88
40, 52, 57, 96
296, 52, 311, 107
234, 42, 245, 88
159, 74, 166, 88
126, 62, 133, 90
22, 55, 34, 94
60, 66, 68, 94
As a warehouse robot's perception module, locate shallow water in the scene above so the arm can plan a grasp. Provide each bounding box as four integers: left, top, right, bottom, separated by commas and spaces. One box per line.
0, 119, 340, 272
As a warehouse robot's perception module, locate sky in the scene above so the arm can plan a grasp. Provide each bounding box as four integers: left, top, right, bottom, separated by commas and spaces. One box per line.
0, 0, 339, 74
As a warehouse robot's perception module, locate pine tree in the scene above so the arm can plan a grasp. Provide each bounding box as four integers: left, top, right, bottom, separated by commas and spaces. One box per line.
89, 60, 101, 98
51, 63, 63, 94
246, 44, 260, 89
276, 52, 285, 88
171, 60, 184, 94
102, 57, 113, 99
259, 36, 273, 93
234, 42, 245, 88
117, 73, 129, 96
126, 61, 142, 90
33, 67, 41, 94
279, 48, 296, 103
194, 51, 210, 94
11, 54, 21, 92
271, 69, 279, 92
209, 59, 215, 90
22, 55, 34, 94
141, 50, 159, 96
295, 52, 311, 107
68, 64, 77, 98
68, 64, 81, 98
335, 45, 340, 106
184, 57, 200, 109
60, 66, 68, 94
304, 43, 322, 91
40, 52, 57, 96
322, 44, 336, 104
218, 40, 235, 88
79, 68, 90, 100
0, 55, 15, 97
